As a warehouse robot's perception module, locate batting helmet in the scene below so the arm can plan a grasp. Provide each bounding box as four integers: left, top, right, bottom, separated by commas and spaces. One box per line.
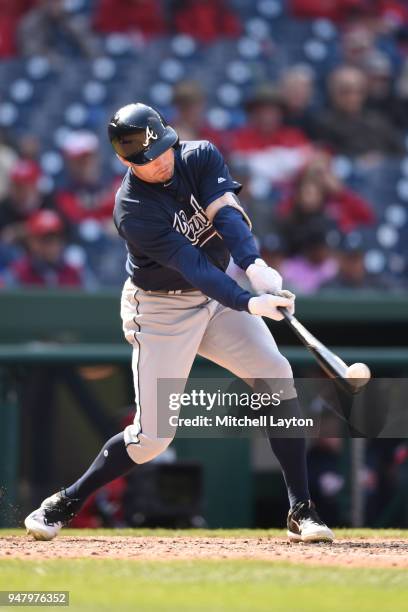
108, 103, 178, 165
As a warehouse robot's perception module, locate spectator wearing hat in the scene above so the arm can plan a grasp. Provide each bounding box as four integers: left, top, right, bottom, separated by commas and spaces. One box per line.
56, 131, 125, 287
0, 159, 56, 249
231, 85, 310, 153
230, 85, 311, 185
320, 233, 399, 291
56, 131, 118, 226
315, 66, 404, 159
171, 81, 227, 152
276, 151, 375, 243
4, 210, 86, 288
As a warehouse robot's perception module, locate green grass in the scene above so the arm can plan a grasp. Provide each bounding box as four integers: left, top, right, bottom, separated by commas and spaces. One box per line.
1, 530, 407, 612
0, 559, 407, 612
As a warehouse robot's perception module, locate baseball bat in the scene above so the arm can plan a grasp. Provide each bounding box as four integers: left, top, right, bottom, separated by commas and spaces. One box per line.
278, 306, 370, 394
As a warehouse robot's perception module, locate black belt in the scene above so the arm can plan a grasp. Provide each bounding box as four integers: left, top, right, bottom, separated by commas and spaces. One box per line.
145, 288, 200, 295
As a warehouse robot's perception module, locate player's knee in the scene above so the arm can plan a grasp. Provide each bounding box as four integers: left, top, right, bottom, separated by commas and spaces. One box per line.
124, 425, 173, 464
266, 352, 293, 380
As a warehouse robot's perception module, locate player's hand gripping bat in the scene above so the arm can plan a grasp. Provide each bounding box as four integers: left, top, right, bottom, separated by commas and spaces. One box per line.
276, 291, 371, 394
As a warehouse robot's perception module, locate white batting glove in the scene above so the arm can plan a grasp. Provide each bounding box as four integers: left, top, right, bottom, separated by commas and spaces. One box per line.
246, 258, 282, 295
274, 289, 296, 316
248, 293, 295, 321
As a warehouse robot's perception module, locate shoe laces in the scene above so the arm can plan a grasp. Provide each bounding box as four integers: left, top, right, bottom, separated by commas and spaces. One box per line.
43, 491, 81, 526
289, 500, 325, 526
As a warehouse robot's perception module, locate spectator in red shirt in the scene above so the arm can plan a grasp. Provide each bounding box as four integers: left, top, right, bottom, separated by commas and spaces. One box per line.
231, 86, 310, 153
171, 80, 227, 152
93, 0, 165, 38
0, 15, 18, 58
277, 151, 375, 240
0, 0, 35, 57
56, 131, 118, 226
56, 131, 125, 287
5, 210, 85, 288
289, 0, 373, 23
0, 159, 55, 247
0, 0, 34, 16
379, 1, 408, 29
174, 0, 241, 43
230, 85, 311, 184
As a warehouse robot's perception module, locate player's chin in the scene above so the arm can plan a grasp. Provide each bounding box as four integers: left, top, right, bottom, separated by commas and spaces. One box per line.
156, 167, 173, 180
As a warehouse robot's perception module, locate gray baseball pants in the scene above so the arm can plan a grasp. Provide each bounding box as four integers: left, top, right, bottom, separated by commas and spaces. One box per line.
120, 277, 296, 464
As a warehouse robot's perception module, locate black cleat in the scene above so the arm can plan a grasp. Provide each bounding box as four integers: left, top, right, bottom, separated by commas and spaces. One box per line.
25, 490, 82, 541
287, 500, 335, 543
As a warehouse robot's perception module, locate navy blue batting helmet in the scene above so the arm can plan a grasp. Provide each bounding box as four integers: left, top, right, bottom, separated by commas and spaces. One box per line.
108, 103, 178, 165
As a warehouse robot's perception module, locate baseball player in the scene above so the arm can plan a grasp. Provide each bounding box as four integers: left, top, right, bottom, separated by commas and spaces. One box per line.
25, 103, 334, 543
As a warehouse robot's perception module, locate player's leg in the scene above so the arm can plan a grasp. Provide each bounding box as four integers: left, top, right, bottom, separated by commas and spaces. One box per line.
23, 430, 136, 541
25, 283, 215, 540
197, 305, 309, 507
197, 304, 334, 542
119, 287, 214, 466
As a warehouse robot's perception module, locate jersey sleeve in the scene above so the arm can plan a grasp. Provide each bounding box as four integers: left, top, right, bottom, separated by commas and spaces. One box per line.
118, 214, 252, 311
196, 142, 242, 208
212, 206, 259, 270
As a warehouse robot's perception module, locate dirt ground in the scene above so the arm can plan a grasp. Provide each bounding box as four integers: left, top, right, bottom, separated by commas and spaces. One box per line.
1, 535, 408, 568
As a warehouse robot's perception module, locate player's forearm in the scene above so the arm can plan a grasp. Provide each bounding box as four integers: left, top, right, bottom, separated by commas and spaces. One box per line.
168, 245, 252, 311
212, 206, 259, 270
211, 204, 283, 295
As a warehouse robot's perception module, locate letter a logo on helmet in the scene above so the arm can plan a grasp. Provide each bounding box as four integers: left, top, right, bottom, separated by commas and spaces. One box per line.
107, 103, 178, 166
142, 126, 158, 147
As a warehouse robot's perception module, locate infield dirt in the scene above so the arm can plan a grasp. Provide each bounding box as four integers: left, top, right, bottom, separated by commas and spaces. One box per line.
1, 535, 407, 568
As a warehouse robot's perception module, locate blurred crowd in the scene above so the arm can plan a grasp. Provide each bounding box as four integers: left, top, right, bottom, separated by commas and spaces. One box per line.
0, 0, 408, 291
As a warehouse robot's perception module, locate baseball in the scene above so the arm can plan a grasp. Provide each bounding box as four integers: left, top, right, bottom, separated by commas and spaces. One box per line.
346, 362, 371, 381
